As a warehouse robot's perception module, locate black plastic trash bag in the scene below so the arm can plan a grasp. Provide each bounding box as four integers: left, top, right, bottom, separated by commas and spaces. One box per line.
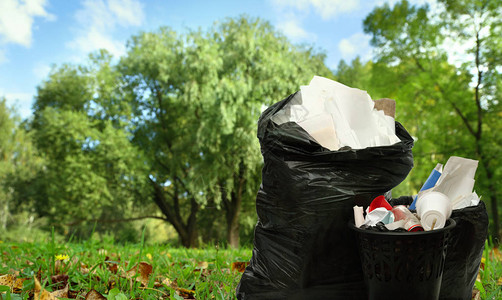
236, 92, 414, 299
389, 197, 489, 300
439, 201, 489, 300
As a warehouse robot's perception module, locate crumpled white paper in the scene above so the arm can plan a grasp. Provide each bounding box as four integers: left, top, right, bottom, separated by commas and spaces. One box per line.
432, 156, 480, 210
272, 76, 400, 151
363, 207, 395, 226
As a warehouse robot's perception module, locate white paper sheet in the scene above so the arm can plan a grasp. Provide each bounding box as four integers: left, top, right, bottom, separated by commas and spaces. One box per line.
271, 76, 401, 151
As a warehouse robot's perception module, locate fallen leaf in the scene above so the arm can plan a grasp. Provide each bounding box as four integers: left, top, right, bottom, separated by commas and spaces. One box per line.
51, 284, 69, 298
472, 288, 480, 300
80, 263, 90, 274
106, 261, 119, 274
13, 277, 26, 292
492, 248, 502, 262
231, 261, 249, 272
34, 277, 58, 300
84, 289, 107, 300
0, 274, 14, 287
125, 261, 153, 286
0, 274, 27, 292
197, 261, 208, 269
177, 287, 196, 299
51, 274, 69, 290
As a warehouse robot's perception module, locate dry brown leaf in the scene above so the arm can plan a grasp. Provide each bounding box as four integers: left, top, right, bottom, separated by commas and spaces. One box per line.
125, 261, 153, 286
177, 287, 196, 299
13, 277, 26, 292
51, 284, 69, 298
197, 261, 208, 269
106, 261, 119, 274
492, 247, 502, 262
80, 263, 90, 274
51, 274, 69, 291
472, 288, 481, 300
84, 289, 107, 300
0, 274, 14, 287
0, 274, 27, 292
34, 277, 58, 300
231, 261, 249, 272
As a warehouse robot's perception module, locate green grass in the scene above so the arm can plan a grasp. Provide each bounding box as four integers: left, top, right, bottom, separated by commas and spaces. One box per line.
0, 239, 252, 299
0, 239, 500, 299
475, 242, 502, 300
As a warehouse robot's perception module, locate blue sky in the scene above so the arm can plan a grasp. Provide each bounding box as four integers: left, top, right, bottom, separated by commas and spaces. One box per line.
0, 0, 423, 119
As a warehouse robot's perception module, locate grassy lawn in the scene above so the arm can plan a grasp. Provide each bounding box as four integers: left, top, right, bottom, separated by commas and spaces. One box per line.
0, 238, 500, 299
0, 238, 251, 299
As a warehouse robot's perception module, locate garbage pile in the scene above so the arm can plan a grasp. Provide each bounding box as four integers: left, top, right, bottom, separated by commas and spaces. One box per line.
236, 76, 415, 299
354, 155, 481, 232
237, 75, 488, 300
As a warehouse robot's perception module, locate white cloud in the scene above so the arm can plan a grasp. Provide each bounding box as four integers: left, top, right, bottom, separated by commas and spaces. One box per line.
271, 0, 360, 20
67, 0, 145, 59
277, 19, 316, 42
338, 32, 372, 61
108, 0, 144, 27
0, 0, 54, 47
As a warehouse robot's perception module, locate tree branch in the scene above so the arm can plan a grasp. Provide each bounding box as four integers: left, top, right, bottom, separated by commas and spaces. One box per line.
65, 215, 168, 226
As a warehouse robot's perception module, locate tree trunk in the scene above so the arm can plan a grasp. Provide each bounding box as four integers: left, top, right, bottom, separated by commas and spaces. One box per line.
179, 225, 198, 248
481, 157, 500, 245
226, 193, 242, 248
222, 162, 245, 248
150, 178, 199, 248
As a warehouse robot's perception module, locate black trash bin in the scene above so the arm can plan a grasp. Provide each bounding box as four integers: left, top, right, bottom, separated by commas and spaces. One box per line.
351, 219, 456, 300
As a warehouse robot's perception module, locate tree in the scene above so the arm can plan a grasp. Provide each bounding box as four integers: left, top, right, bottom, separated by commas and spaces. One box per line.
29, 56, 149, 238
120, 16, 333, 247
335, 57, 373, 91
364, 0, 501, 243
0, 99, 42, 231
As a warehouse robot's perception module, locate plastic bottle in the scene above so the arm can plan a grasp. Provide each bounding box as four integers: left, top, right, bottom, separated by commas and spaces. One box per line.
391, 205, 424, 232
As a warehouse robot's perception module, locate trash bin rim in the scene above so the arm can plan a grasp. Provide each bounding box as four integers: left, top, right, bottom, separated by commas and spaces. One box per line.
349, 218, 456, 236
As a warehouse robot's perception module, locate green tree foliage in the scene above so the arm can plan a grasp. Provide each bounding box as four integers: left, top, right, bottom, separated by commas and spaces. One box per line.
0, 99, 43, 231
29, 55, 149, 239
335, 57, 374, 92
119, 16, 333, 247
364, 0, 501, 243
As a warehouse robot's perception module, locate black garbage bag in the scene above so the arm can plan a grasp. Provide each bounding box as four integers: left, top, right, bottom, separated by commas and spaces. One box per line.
236, 92, 415, 299
440, 201, 489, 300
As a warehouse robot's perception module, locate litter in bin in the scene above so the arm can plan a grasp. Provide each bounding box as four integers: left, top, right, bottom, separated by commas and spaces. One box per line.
411, 156, 480, 210
355, 155, 482, 232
